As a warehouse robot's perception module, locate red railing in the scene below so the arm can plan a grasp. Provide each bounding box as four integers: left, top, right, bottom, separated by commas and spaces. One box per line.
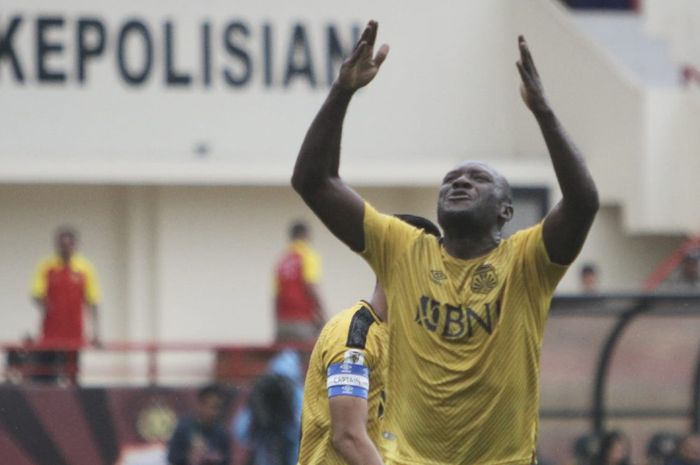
0, 341, 314, 386
643, 234, 700, 291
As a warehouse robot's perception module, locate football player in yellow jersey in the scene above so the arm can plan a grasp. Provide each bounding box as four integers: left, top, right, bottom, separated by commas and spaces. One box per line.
298, 215, 441, 465
292, 20, 598, 465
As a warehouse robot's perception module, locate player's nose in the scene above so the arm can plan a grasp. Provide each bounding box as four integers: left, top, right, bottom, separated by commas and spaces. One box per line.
452, 174, 473, 189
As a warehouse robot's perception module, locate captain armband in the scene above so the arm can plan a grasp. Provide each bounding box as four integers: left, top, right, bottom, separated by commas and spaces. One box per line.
327, 350, 370, 399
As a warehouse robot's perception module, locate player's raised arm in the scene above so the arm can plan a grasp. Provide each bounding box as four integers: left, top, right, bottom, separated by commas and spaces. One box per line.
291, 20, 389, 252
517, 36, 599, 265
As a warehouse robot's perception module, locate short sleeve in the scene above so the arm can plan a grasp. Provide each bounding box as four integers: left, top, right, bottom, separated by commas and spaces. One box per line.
511, 223, 569, 318
301, 248, 321, 284
323, 309, 379, 400
324, 338, 375, 371
360, 202, 421, 289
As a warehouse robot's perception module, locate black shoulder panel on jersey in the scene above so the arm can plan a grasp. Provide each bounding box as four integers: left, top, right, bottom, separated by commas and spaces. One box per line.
346, 306, 376, 349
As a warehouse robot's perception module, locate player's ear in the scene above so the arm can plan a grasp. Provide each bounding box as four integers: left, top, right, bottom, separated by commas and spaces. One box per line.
499, 202, 513, 224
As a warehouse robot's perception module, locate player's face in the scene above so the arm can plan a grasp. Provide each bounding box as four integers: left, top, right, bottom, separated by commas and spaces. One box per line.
437, 161, 508, 229
56, 234, 76, 261
197, 394, 224, 426
582, 271, 598, 291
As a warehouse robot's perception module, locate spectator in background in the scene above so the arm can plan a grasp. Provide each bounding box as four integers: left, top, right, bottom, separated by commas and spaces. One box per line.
233, 349, 304, 465
574, 434, 602, 465
678, 253, 700, 291
668, 434, 700, 465
168, 384, 231, 465
593, 431, 632, 465
30, 226, 101, 384
580, 263, 600, 294
274, 221, 325, 342
647, 433, 681, 465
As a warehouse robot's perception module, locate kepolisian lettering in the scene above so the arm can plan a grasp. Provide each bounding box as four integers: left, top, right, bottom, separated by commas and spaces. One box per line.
0, 15, 361, 88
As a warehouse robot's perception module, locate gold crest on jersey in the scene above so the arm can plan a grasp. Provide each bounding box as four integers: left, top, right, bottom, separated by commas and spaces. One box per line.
470, 264, 498, 294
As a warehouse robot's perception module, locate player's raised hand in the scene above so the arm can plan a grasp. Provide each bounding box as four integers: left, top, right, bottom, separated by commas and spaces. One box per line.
335, 20, 389, 92
516, 36, 550, 115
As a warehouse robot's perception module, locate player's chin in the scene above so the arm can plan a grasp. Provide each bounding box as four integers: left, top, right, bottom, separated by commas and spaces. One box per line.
438, 205, 473, 226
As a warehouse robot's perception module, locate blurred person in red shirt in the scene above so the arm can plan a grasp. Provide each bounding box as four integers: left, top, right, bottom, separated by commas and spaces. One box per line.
29, 226, 101, 383
274, 221, 325, 342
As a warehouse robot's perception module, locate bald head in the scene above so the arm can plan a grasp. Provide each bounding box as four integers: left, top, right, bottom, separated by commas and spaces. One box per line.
452, 161, 512, 203
437, 161, 513, 235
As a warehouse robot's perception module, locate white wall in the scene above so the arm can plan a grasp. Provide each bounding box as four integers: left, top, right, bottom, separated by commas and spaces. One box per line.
0, 0, 517, 184
644, 0, 700, 69
557, 206, 681, 292
642, 90, 700, 233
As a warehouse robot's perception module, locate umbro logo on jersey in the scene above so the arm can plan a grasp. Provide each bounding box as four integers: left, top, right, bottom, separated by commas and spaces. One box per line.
471, 264, 498, 294
430, 270, 447, 283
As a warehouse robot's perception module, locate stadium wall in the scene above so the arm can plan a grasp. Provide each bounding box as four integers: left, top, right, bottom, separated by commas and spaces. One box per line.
0, 185, 681, 347
0, 0, 518, 182
0, 0, 691, 344
644, 0, 700, 70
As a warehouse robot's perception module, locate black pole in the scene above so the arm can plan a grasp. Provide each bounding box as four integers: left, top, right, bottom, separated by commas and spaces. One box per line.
591, 299, 650, 433
692, 343, 700, 432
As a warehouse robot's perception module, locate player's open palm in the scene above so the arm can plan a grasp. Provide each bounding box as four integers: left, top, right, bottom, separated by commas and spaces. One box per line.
517, 36, 549, 114
336, 20, 389, 91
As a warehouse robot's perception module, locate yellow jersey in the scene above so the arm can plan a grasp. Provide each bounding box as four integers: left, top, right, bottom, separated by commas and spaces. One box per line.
298, 301, 387, 465
361, 202, 567, 465
31, 254, 100, 305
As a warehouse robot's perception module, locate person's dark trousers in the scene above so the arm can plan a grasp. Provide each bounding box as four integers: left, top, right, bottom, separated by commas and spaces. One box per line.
31, 350, 79, 385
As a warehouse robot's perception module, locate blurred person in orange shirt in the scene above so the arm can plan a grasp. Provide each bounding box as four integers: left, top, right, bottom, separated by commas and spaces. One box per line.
274, 221, 325, 342
29, 226, 101, 383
